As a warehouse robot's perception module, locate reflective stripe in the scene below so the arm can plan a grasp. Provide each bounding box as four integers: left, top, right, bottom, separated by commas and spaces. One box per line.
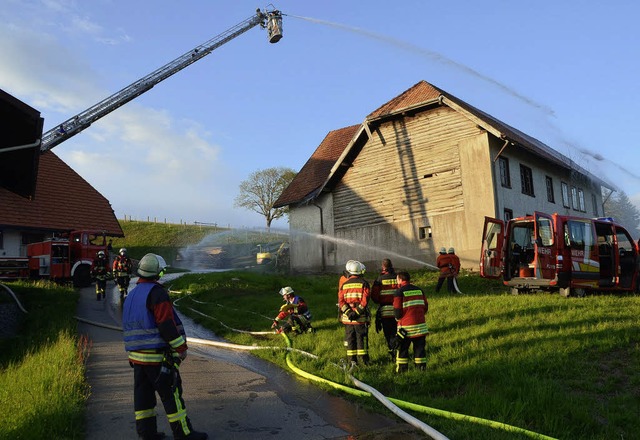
378, 304, 395, 318
169, 335, 186, 349
128, 351, 165, 363
398, 322, 429, 337
135, 408, 156, 420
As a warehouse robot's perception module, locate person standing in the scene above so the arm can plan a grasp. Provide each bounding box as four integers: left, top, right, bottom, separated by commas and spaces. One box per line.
371, 258, 399, 362
435, 247, 453, 293
338, 260, 371, 366
90, 250, 109, 301
113, 247, 133, 302
393, 271, 429, 373
447, 247, 461, 293
272, 286, 313, 334
122, 253, 208, 440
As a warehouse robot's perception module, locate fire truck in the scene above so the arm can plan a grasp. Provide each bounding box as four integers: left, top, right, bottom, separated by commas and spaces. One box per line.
0, 230, 109, 287
27, 230, 110, 287
480, 212, 640, 297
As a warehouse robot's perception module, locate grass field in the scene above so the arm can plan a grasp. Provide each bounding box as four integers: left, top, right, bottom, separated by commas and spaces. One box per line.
168, 269, 640, 440
0, 281, 86, 439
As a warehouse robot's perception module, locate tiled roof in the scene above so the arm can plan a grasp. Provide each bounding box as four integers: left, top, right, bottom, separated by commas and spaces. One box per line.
274, 125, 360, 208
0, 151, 123, 236
367, 81, 442, 120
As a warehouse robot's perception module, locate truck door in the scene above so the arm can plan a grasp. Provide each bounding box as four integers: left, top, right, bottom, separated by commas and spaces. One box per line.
534, 212, 555, 279
480, 217, 504, 279
614, 227, 637, 289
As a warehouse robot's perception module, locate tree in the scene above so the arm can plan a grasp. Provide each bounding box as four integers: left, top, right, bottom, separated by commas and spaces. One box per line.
603, 190, 640, 239
234, 167, 296, 228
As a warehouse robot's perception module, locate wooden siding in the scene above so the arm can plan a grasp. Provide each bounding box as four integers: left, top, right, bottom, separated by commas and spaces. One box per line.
334, 106, 483, 230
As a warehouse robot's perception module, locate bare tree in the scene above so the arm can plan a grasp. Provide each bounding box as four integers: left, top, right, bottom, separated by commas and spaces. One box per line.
234, 167, 296, 228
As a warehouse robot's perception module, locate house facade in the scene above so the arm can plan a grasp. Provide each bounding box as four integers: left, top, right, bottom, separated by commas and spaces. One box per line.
275, 81, 606, 273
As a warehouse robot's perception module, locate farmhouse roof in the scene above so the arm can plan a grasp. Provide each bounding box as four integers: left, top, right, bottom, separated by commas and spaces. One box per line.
0, 151, 124, 236
275, 80, 609, 208
274, 125, 361, 207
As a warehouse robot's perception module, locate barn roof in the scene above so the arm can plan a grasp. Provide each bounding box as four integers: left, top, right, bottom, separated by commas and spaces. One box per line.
0, 151, 123, 236
274, 125, 361, 207
275, 80, 609, 208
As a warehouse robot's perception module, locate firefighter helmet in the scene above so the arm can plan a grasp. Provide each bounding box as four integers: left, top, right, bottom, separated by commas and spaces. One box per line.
97, 250, 105, 258
448, 247, 455, 254
279, 286, 294, 296
137, 253, 167, 278
119, 248, 127, 255
346, 260, 365, 275
439, 247, 447, 254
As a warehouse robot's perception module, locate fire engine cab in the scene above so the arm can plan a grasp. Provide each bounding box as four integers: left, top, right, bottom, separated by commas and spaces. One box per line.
480, 212, 640, 297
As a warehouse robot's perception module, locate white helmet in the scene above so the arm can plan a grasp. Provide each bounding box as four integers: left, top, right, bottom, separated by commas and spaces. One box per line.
439, 247, 447, 254
279, 286, 294, 296
137, 253, 167, 278
448, 247, 455, 254
97, 250, 105, 258
346, 260, 365, 275
119, 248, 127, 255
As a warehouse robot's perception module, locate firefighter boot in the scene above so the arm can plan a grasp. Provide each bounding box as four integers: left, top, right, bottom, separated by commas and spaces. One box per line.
137, 415, 166, 440
170, 419, 208, 440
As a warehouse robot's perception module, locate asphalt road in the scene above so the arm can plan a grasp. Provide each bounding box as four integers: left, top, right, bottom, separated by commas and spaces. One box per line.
76, 280, 426, 439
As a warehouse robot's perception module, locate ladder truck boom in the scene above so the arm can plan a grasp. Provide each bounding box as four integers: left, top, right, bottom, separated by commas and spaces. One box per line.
40, 8, 283, 153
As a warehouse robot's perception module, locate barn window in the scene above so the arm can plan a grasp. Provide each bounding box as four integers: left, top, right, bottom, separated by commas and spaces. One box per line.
418, 226, 432, 240
561, 182, 570, 207
498, 157, 511, 188
520, 165, 535, 196
578, 189, 585, 212
545, 176, 555, 203
571, 187, 578, 210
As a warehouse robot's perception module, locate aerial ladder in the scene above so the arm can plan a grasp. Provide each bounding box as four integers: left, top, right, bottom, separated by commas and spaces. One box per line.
39, 7, 283, 153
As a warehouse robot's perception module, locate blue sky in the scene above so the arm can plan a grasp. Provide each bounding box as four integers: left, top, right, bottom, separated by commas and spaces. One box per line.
2, 0, 639, 229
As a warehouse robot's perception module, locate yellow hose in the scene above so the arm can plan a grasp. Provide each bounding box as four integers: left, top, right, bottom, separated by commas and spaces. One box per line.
279, 333, 557, 440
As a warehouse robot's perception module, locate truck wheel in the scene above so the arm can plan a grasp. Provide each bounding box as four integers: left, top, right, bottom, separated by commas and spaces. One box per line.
73, 265, 91, 288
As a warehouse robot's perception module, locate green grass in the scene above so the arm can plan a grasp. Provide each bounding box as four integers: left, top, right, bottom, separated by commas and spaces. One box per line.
0, 281, 87, 439
168, 270, 640, 440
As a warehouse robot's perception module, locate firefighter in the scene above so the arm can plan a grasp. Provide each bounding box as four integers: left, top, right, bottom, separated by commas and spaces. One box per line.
435, 247, 455, 293
338, 260, 371, 366
122, 253, 207, 440
371, 258, 399, 362
113, 247, 133, 301
393, 271, 429, 373
91, 250, 109, 301
447, 247, 461, 293
271, 286, 313, 334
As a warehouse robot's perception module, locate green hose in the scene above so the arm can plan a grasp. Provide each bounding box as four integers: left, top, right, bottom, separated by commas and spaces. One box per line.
280, 333, 557, 440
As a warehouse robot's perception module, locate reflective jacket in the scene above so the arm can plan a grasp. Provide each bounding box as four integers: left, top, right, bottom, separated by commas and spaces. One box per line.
112, 255, 132, 277
122, 281, 186, 364
371, 269, 398, 319
275, 295, 312, 322
338, 275, 371, 325
393, 281, 429, 338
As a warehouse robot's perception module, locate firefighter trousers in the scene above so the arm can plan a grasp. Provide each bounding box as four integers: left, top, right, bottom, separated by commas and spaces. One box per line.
343, 323, 369, 364
380, 318, 398, 360
132, 363, 195, 439
396, 336, 427, 373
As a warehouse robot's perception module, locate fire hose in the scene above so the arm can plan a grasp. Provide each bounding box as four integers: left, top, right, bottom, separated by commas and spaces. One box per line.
74, 293, 557, 440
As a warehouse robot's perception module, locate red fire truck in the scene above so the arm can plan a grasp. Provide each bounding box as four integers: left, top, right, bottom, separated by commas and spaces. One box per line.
480, 212, 640, 297
25, 230, 110, 287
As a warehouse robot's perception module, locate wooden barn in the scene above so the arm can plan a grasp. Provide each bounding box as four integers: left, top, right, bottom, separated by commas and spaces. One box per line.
274, 80, 608, 273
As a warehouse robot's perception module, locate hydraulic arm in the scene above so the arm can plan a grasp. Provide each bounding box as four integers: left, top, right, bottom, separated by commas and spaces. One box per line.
40, 8, 283, 152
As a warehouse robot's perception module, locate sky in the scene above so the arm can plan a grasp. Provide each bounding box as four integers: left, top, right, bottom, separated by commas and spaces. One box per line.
2, 0, 639, 229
